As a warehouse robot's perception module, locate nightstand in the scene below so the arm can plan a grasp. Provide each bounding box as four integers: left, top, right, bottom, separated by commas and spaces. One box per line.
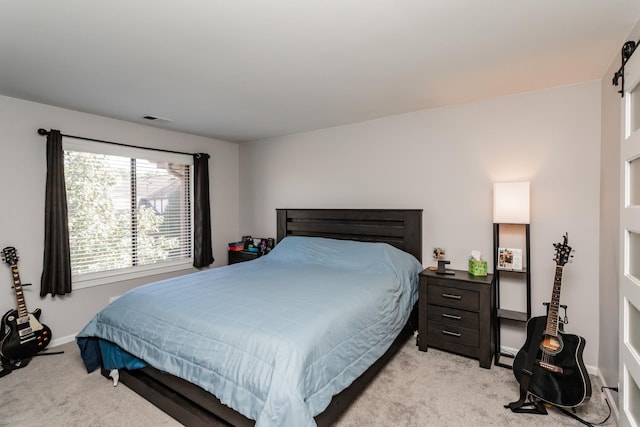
228, 250, 259, 265
418, 268, 495, 368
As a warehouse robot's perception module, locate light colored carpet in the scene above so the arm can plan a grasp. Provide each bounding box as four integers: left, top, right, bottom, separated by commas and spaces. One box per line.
0, 339, 616, 426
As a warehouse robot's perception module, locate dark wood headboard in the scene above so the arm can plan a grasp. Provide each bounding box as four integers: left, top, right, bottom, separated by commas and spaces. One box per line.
276, 209, 422, 262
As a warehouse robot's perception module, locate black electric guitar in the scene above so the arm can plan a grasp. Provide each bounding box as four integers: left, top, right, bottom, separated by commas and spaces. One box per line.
1, 247, 51, 361
512, 234, 591, 408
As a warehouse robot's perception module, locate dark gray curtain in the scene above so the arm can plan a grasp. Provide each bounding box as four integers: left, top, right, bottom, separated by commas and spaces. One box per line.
41, 130, 72, 296
193, 153, 214, 267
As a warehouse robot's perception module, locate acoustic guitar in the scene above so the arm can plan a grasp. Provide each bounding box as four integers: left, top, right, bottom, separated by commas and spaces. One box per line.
1, 247, 51, 361
512, 233, 591, 408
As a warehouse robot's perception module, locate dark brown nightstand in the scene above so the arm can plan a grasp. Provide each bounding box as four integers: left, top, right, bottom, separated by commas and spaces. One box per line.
228, 250, 260, 265
418, 268, 495, 368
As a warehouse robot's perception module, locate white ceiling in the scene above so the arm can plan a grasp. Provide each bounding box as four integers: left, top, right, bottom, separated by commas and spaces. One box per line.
1, 1, 639, 143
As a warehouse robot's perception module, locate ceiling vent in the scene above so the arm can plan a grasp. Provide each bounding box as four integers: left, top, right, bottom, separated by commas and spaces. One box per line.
142, 115, 173, 123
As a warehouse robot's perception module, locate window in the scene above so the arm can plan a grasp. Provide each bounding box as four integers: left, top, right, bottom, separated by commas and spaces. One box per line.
63, 139, 193, 286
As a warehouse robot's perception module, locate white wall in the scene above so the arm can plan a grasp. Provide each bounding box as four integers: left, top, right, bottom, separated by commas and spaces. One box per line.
599, 45, 623, 393
0, 75, 603, 367
239, 81, 602, 367
0, 95, 240, 344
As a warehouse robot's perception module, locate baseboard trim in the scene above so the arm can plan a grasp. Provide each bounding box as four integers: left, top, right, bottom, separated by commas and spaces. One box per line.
595, 369, 619, 424
48, 333, 76, 348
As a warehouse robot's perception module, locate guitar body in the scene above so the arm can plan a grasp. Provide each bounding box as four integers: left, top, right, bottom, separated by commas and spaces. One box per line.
1, 307, 51, 361
513, 316, 591, 408
0, 246, 52, 363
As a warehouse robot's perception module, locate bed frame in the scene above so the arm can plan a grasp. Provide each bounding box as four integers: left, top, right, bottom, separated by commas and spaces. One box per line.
276, 209, 422, 260
105, 208, 422, 426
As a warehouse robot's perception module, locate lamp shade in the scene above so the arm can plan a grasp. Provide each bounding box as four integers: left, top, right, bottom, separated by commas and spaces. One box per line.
493, 182, 530, 224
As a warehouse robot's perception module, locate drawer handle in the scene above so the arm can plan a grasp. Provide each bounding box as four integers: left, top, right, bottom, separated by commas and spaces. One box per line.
442, 313, 462, 320
442, 330, 462, 337
442, 293, 462, 300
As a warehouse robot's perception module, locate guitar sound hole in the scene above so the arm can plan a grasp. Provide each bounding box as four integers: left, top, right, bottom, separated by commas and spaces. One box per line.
540, 334, 563, 356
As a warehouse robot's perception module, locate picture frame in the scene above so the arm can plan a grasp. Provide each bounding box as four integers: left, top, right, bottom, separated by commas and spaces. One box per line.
498, 247, 523, 271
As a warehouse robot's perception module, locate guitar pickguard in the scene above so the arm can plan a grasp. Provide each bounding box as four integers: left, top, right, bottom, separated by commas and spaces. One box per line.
17, 313, 44, 336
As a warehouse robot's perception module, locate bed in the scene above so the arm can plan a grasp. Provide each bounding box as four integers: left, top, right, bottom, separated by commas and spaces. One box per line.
77, 208, 423, 426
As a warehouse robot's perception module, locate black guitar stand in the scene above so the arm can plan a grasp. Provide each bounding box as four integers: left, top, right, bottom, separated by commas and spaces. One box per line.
0, 355, 32, 378
0, 344, 64, 379
506, 317, 548, 414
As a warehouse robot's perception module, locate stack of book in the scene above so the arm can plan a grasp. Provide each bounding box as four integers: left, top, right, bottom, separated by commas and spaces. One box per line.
228, 242, 245, 251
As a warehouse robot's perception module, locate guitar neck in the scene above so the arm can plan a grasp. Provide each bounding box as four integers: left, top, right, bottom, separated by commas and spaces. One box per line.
10, 264, 29, 318
545, 265, 563, 336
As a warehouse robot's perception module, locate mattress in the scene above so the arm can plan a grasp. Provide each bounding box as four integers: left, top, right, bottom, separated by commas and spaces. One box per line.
77, 236, 421, 427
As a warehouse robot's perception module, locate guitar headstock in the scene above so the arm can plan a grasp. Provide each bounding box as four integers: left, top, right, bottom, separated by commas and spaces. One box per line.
1, 247, 19, 266
553, 233, 573, 267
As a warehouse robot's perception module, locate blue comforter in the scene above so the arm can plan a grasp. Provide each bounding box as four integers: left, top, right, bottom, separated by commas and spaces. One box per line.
77, 236, 421, 427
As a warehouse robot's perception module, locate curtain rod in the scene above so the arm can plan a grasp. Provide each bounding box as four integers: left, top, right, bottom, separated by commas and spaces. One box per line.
37, 128, 199, 157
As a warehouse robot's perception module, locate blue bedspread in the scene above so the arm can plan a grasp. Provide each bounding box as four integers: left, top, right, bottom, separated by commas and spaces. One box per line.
77, 236, 421, 427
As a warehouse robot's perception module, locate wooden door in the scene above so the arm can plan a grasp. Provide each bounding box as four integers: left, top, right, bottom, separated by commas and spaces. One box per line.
620, 47, 640, 427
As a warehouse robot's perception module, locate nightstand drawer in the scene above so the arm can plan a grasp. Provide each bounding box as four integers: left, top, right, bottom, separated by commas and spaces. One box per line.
427, 284, 479, 311
427, 304, 479, 329
427, 321, 479, 348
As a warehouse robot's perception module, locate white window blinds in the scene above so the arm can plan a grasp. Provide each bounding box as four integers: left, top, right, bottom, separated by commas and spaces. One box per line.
63, 140, 192, 277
